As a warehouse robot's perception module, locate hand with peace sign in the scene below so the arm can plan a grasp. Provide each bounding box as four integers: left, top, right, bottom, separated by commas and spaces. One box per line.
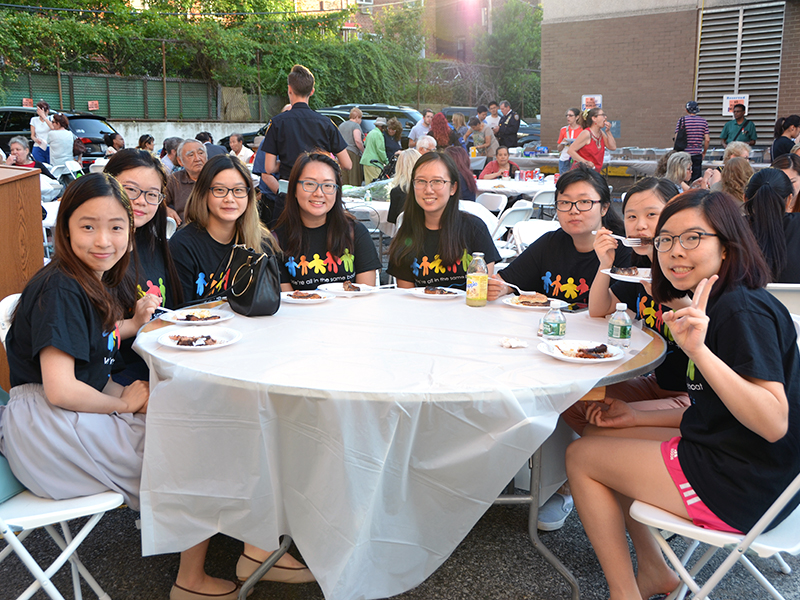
661, 274, 718, 359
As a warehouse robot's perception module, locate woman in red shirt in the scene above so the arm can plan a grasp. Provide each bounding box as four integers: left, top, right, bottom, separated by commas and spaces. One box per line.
568, 107, 616, 172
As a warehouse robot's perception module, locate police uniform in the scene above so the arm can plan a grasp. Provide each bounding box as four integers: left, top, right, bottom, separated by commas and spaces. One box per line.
496, 109, 520, 148
257, 102, 347, 226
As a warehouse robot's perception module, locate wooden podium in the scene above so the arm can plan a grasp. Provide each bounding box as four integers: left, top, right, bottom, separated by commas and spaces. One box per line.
0, 166, 44, 390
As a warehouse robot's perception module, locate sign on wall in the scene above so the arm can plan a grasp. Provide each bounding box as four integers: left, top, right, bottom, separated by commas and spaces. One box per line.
88, 100, 99, 111
581, 95, 603, 111
722, 94, 749, 116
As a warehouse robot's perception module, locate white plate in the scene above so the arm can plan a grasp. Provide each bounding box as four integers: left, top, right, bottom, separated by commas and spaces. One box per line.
601, 268, 652, 284
318, 282, 375, 297
160, 308, 234, 325
157, 326, 242, 351
502, 296, 551, 311
281, 290, 336, 304
408, 286, 466, 299
537, 339, 625, 364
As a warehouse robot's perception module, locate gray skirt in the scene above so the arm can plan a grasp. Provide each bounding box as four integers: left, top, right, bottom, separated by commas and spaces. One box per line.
0, 383, 146, 510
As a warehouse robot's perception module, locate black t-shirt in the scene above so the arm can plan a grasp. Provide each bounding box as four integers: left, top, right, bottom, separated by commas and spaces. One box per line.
387, 213, 501, 289
388, 186, 408, 225
498, 229, 631, 304
274, 221, 381, 290
132, 228, 173, 309
169, 222, 235, 303
777, 213, 800, 283
679, 286, 800, 533
7, 269, 120, 390
259, 103, 347, 180
612, 281, 688, 392
772, 136, 795, 161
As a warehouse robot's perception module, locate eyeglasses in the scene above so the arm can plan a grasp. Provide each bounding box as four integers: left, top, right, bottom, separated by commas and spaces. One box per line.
209, 186, 249, 198
122, 184, 164, 206
654, 231, 718, 252
556, 199, 601, 212
412, 178, 452, 191
298, 180, 338, 195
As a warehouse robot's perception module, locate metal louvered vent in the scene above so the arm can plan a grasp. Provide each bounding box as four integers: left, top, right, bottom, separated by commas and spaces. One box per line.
696, 2, 785, 142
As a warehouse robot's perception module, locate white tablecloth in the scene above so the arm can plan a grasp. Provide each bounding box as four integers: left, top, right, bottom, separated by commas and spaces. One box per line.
135, 294, 661, 600
476, 179, 555, 197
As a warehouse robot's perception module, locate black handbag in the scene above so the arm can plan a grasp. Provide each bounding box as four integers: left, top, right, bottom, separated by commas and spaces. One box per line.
673, 117, 688, 151
225, 244, 281, 316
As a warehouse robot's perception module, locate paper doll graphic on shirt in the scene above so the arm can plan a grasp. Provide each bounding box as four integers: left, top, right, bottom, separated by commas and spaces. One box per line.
429, 255, 446, 274
298, 255, 309, 276
551, 274, 563, 296
541, 271, 553, 292
411, 258, 421, 277
309, 254, 326, 274
577, 278, 590, 296
461, 249, 473, 273
561, 277, 578, 299
420, 256, 431, 276
195, 273, 207, 297
209, 269, 230, 294
323, 252, 340, 274
103, 325, 120, 352
340, 249, 355, 272
285, 256, 299, 277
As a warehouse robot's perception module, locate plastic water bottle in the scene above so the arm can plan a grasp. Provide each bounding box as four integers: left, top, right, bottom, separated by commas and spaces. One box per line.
608, 303, 632, 348
364, 189, 372, 202
542, 300, 567, 339
465, 252, 488, 307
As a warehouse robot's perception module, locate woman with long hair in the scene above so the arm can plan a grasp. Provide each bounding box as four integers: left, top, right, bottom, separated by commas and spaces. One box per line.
169, 154, 278, 302
488, 164, 628, 304
137, 134, 155, 153
568, 177, 688, 434
567, 107, 617, 171
664, 151, 692, 193
719, 156, 754, 203
388, 148, 421, 225
274, 152, 380, 290
744, 168, 800, 283
567, 190, 800, 600
388, 151, 500, 289
452, 112, 469, 141
429, 112, 458, 149
47, 113, 75, 167
445, 145, 478, 202
772, 153, 800, 212
772, 115, 800, 160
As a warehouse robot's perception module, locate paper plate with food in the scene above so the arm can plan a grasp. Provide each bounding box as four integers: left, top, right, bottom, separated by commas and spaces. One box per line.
281, 290, 336, 304
537, 340, 625, 364
601, 266, 652, 284
502, 292, 551, 310
157, 326, 242, 351
318, 281, 375, 297
407, 286, 466, 299
159, 308, 234, 325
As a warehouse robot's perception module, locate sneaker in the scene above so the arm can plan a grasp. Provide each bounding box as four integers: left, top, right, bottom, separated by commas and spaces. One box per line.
537, 493, 574, 531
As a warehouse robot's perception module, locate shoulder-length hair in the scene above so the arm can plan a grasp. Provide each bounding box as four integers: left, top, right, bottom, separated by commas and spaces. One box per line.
445, 146, 477, 196
388, 151, 468, 267
50, 173, 134, 330
665, 152, 691, 185
651, 190, 768, 303
104, 148, 184, 306
275, 151, 354, 259
720, 156, 754, 202
183, 154, 276, 252
391, 148, 421, 193
429, 113, 452, 148
557, 164, 623, 235
744, 168, 795, 281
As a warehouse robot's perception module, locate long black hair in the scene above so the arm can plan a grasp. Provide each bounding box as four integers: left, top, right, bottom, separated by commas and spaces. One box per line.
774, 115, 800, 139
388, 151, 469, 267
276, 151, 354, 259
744, 168, 795, 281
556, 164, 624, 235
104, 149, 184, 307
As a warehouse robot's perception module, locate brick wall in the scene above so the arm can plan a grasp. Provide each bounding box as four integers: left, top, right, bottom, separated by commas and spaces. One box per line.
541, 9, 699, 149
778, 0, 800, 119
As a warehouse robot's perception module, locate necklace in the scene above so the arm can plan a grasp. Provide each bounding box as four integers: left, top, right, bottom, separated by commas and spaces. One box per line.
590, 129, 602, 149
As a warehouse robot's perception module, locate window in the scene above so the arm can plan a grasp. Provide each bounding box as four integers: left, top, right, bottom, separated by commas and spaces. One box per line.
457, 38, 466, 62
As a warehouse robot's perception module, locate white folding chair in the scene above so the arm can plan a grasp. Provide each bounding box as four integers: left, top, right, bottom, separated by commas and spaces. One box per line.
766, 283, 800, 315
492, 203, 534, 240
1, 294, 125, 600
459, 200, 499, 236
347, 204, 384, 256
475, 192, 507, 215
532, 189, 556, 220
512, 220, 561, 255
166, 216, 177, 240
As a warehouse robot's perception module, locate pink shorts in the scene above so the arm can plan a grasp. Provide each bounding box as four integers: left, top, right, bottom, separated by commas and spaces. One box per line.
661, 436, 743, 534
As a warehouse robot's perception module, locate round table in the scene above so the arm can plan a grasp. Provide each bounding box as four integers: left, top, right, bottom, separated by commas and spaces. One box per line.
134, 292, 664, 600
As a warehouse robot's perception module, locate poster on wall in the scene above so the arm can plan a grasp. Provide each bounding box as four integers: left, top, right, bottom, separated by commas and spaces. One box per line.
722, 94, 749, 116
581, 95, 603, 111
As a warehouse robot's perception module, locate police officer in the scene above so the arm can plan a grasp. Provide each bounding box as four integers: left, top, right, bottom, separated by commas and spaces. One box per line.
494, 100, 520, 148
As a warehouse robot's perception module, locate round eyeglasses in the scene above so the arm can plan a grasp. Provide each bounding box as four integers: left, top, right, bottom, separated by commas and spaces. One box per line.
653, 232, 718, 253
122, 184, 164, 206
298, 180, 338, 195
556, 200, 600, 212
412, 178, 452, 191
209, 186, 249, 199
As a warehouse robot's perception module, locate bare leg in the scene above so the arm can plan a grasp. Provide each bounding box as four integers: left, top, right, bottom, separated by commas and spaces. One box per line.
566, 435, 689, 600
175, 540, 238, 594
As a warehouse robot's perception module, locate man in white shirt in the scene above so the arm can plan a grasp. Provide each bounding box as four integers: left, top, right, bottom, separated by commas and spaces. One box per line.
160, 137, 182, 175
484, 101, 501, 129
229, 133, 254, 163
408, 109, 434, 148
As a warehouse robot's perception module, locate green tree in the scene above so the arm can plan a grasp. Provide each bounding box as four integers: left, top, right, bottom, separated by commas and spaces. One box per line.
474, 0, 541, 118
372, 5, 426, 59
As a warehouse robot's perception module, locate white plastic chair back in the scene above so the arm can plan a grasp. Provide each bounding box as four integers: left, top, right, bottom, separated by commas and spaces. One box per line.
89, 158, 108, 174
767, 283, 800, 315
166, 217, 177, 239
347, 204, 384, 256
459, 200, 499, 237
0, 294, 21, 349
396, 212, 404, 229
532, 190, 557, 220
476, 193, 507, 214
492, 204, 534, 239
65, 160, 83, 178
513, 220, 561, 254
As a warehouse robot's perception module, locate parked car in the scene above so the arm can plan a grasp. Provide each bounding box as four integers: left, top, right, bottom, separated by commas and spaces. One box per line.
320, 104, 423, 149
0, 106, 119, 168
441, 106, 541, 146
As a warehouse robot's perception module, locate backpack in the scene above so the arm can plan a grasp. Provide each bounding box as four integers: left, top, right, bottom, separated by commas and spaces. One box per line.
673, 117, 688, 151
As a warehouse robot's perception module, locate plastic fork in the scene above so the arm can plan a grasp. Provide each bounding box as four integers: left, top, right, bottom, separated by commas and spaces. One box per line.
591, 231, 652, 247
499, 279, 541, 296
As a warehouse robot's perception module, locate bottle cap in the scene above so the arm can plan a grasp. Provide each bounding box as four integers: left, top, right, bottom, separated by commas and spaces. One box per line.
616, 303, 627, 311
550, 299, 566, 308
473, 252, 484, 258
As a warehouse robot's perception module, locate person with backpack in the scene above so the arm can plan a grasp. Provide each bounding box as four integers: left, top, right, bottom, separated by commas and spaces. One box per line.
673, 101, 709, 182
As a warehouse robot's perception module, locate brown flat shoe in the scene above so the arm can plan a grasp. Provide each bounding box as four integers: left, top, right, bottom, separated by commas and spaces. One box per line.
236, 553, 316, 584
170, 581, 241, 600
